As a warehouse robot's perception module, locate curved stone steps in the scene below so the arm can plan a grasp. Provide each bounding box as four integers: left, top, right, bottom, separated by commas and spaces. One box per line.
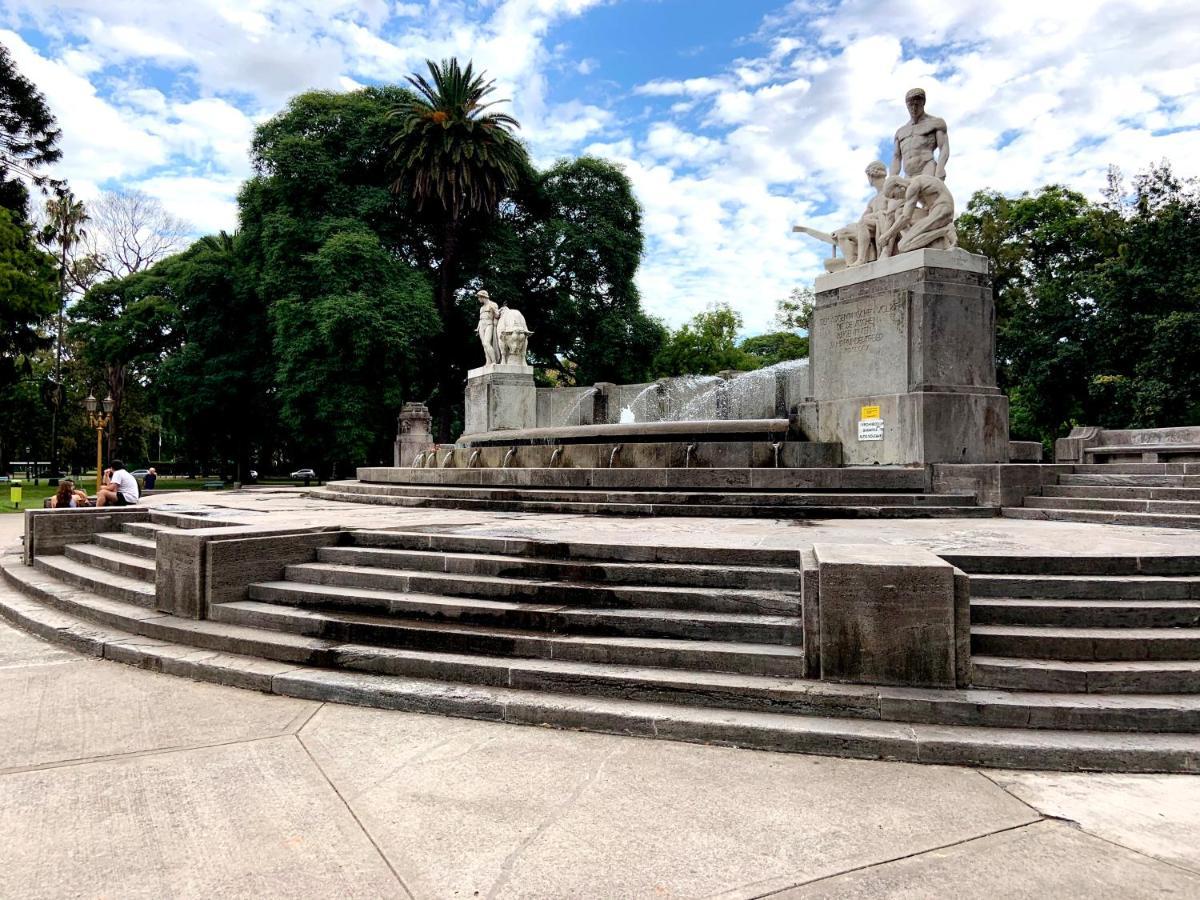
3, 554, 1200, 772
63, 542, 156, 583
93, 531, 158, 560
972, 625, 1200, 662
293, 557, 800, 615
247, 578, 802, 644
33, 553, 156, 608
1003, 507, 1200, 530
971, 656, 1200, 694
971, 598, 1200, 629
312, 488, 996, 519
970, 573, 1200, 600
316, 545, 802, 591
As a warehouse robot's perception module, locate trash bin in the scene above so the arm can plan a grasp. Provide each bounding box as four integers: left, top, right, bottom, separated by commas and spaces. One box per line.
10, 482, 22, 508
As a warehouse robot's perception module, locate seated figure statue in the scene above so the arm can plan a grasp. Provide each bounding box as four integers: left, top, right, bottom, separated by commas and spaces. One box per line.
877, 173, 957, 254
793, 160, 891, 271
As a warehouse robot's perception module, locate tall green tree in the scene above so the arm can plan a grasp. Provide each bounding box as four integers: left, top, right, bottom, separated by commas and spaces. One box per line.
957, 185, 1119, 444
480, 156, 664, 385
387, 58, 532, 438
0, 205, 57, 392
0, 42, 62, 209
242, 87, 441, 472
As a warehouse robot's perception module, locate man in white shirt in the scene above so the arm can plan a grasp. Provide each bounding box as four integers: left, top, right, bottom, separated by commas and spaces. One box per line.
97, 459, 139, 507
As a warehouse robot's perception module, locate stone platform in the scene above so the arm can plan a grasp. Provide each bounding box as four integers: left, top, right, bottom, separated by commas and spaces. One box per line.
2, 489, 1199, 774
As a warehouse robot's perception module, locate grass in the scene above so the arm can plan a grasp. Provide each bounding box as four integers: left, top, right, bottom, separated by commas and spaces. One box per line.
0, 475, 316, 513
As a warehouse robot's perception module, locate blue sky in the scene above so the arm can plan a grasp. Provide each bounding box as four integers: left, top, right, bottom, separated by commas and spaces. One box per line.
2, 0, 1198, 332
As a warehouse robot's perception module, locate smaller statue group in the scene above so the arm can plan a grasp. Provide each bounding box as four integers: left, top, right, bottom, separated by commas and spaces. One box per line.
476, 289, 531, 367
795, 88, 957, 272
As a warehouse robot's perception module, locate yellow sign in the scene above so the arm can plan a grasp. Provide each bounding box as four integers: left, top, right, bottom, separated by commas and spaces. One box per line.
861, 405, 881, 420
10, 485, 22, 505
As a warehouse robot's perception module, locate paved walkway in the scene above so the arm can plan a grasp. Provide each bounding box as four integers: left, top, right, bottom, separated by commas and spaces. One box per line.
3, 507, 1200, 897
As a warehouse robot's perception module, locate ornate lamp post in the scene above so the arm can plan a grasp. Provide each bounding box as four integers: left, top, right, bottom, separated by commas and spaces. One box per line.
83, 393, 114, 496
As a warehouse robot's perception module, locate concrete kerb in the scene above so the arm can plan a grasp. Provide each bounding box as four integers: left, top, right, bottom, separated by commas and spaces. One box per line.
155, 524, 344, 619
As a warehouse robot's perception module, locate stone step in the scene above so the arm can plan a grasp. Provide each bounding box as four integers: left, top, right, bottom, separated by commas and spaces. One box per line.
1044, 484, 1200, 501
32, 553, 157, 608
971, 655, 1200, 694
1069, 463, 1200, 475
1003, 506, 1200, 530
346, 530, 800, 568
3, 553, 1200, 770
972, 598, 1200, 628
214, 599, 804, 676
352, 466, 932, 492
1026, 496, 1200, 515
313, 488, 995, 519
316, 545, 800, 592
63, 542, 156, 583
972, 625, 1200, 661
970, 573, 1200, 600
1057, 474, 1200, 487
945, 554, 1200, 577
329, 480, 977, 507
121, 521, 172, 539
248, 578, 803, 645
286, 560, 802, 616
92, 531, 158, 560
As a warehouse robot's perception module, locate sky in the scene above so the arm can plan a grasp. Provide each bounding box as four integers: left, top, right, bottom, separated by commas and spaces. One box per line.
2, 0, 1198, 333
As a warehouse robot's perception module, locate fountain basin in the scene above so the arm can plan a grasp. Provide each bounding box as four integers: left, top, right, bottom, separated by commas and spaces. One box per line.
458, 418, 795, 446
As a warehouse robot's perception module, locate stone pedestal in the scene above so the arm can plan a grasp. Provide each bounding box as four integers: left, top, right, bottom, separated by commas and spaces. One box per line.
813, 543, 970, 689
464, 364, 536, 435
395, 402, 434, 467
795, 248, 1009, 465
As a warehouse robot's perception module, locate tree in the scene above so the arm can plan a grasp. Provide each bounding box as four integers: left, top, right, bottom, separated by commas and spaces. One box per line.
0, 205, 57, 391
242, 87, 441, 471
85, 189, 191, 281
480, 156, 664, 385
775, 286, 814, 332
0, 43, 62, 202
387, 58, 532, 438
739, 331, 808, 367
653, 306, 760, 377
39, 189, 94, 466
956, 185, 1118, 445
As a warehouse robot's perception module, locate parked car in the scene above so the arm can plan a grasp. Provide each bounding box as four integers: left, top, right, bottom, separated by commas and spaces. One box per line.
130, 469, 149, 479
290, 468, 317, 480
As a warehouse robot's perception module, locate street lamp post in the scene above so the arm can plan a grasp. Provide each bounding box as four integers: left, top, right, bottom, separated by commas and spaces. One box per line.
83, 393, 114, 496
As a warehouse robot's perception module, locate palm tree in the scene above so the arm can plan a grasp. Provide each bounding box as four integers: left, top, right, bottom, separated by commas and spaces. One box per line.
40, 189, 90, 471
388, 58, 530, 439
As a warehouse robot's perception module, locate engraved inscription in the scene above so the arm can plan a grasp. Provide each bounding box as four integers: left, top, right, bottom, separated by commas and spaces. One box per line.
820, 295, 906, 353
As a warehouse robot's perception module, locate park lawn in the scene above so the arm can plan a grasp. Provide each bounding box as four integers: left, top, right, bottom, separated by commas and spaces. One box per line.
0, 483, 57, 514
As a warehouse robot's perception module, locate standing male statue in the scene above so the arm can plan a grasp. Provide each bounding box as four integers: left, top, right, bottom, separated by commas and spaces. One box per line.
476, 289, 501, 366
891, 88, 949, 180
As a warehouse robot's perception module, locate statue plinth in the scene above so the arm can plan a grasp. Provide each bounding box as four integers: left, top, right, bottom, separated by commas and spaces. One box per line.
395, 401, 434, 467
795, 248, 1009, 465
464, 365, 536, 436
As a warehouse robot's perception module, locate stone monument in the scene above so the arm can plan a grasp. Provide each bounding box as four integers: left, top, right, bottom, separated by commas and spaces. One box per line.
394, 401, 434, 466
463, 290, 537, 435
792, 88, 1008, 465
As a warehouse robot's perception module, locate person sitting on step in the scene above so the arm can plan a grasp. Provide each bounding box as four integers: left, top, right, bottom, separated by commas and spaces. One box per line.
96, 459, 139, 507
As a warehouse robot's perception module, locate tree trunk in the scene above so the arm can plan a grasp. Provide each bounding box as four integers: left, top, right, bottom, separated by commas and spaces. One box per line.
435, 214, 461, 444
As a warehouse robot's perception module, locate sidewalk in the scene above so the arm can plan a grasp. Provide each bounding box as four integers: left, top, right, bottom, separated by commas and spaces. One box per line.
2, 516, 1199, 897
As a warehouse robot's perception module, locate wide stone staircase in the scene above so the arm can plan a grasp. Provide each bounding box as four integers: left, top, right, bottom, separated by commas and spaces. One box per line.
3, 515, 1199, 772
313, 467, 995, 519
1006, 463, 1200, 529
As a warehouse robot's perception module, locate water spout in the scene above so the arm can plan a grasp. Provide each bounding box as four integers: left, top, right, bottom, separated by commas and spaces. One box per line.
468, 450, 481, 468
609, 444, 622, 468
426, 449, 438, 467
441, 450, 454, 468
684, 443, 697, 469
772, 441, 783, 468
503, 447, 517, 468
411, 451, 426, 468
550, 447, 564, 467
